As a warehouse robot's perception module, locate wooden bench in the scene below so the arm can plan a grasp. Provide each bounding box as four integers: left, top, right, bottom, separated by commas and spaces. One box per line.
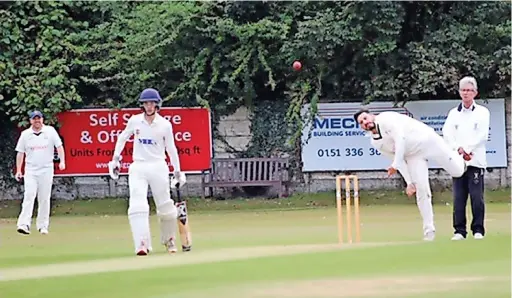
200, 157, 291, 199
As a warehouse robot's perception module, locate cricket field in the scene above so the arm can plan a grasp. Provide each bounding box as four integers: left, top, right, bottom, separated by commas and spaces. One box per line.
0, 190, 510, 298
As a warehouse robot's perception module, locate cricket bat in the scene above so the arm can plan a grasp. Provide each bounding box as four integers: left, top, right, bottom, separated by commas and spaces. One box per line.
173, 183, 192, 252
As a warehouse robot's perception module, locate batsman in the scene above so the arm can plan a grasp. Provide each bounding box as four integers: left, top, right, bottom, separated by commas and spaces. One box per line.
108, 88, 186, 256
354, 109, 467, 241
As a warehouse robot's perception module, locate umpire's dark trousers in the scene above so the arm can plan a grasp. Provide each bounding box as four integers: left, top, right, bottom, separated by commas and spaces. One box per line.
452, 166, 486, 237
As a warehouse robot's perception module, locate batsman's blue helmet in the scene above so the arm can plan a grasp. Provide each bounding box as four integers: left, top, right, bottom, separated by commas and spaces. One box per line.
139, 88, 162, 103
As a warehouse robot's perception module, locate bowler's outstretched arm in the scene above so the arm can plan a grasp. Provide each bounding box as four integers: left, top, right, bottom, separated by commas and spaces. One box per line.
389, 124, 407, 170
376, 114, 407, 171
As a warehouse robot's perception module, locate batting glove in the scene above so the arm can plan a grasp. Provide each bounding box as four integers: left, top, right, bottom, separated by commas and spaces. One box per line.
171, 171, 186, 188
108, 156, 122, 180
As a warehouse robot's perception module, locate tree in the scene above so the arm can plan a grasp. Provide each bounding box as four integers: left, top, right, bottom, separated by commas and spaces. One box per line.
0, 1, 509, 180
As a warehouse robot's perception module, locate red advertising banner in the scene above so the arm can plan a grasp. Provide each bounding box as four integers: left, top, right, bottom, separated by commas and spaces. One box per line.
53, 107, 213, 176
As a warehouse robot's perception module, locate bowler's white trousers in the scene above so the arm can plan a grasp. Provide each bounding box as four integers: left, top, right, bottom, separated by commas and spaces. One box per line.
127, 160, 178, 252
403, 131, 466, 235
17, 167, 54, 231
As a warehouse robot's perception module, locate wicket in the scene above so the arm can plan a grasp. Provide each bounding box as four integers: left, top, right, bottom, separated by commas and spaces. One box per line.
335, 175, 361, 244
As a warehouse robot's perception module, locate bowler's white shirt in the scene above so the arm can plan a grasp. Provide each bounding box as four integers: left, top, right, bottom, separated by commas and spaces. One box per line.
15, 125, 62, 172
370, 112, 434, 167
369, 112, 436, 185
113, 113, 181, 171
442, 103, 490, 168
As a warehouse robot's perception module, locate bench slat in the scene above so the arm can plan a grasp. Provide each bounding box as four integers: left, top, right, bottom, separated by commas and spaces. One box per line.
201, 157, 290, 199
240, 160, 246, 182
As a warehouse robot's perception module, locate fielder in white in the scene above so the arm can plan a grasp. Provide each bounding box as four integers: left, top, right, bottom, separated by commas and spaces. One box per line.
15, 110, 66, 235
353, 109, 467, 241
108, 88, 186, 256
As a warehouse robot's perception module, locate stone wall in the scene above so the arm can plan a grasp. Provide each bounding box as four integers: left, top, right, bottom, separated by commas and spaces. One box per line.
214, 107, 252, 158
1, 100, 510, 201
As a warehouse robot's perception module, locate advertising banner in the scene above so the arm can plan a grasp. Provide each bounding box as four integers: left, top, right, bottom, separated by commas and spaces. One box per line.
52, 107, 212, 176
301, 99, 507, 172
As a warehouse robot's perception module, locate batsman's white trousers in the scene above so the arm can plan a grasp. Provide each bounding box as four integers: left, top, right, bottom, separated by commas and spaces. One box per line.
17, 167, 54, 230
127, 160, 177, 252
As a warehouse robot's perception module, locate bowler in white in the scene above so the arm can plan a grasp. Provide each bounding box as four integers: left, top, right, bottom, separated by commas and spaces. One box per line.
15, 110, 65, 235
353, 109, 467, 241
108, 88, 186, 256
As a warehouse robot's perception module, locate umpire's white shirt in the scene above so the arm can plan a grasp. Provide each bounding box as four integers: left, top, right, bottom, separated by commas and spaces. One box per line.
442, 103, 490, 169
15, 125, 63, 172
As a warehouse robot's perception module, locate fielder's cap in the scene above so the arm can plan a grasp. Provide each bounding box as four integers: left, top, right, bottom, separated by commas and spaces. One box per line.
29, 110, 44, 119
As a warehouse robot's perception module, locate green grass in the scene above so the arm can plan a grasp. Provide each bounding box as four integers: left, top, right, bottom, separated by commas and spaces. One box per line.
1, 188, 509, 218
0, 190, 510, 298
0, 233, 510, 298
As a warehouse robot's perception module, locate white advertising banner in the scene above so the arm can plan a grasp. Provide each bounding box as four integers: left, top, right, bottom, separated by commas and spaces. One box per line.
301, 99, 507, 172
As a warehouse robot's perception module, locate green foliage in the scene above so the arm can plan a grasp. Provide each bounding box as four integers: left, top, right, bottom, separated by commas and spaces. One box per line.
399, 2, 512, 100
0, 1, 89, 127
0, 1, 509, 180
0, 1, 120, 180
242, 100, 291, 158
2, 1, 510, 125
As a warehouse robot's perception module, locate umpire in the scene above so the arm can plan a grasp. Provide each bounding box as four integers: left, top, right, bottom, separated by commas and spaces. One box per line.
442, 76, 490, 241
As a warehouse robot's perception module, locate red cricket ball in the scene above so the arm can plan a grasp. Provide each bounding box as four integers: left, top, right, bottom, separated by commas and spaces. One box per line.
293, 60, 302, 71
463, 153, 472, 161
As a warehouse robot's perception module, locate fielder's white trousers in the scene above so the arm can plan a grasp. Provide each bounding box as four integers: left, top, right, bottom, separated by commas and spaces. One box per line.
17, 167, 54, 231
127, 160, 177, 252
